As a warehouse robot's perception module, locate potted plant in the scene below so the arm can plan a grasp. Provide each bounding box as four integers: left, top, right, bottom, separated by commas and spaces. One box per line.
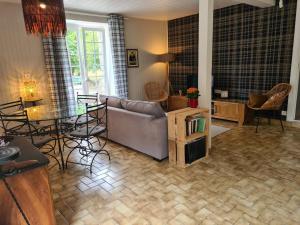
187, 87, 200, 108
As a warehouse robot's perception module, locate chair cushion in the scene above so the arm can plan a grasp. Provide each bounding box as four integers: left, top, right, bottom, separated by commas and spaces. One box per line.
64, 115, 94, 125
70, 125, 106, 138
99, 95, 122, 108
28, 135, 55, 148
121, 99, 166, 118
248, 94, 268, 108
261, 91, 287, 110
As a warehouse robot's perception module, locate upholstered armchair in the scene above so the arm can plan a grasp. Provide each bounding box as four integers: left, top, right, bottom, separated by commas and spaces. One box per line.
247, 83, 292, 132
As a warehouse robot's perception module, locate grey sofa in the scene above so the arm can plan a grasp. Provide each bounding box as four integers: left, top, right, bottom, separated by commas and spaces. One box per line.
100, 95, 168, 160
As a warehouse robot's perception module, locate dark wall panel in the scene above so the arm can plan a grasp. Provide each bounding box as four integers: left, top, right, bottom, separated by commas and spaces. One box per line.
168, 14, 199, 93
168, 0, 297, 100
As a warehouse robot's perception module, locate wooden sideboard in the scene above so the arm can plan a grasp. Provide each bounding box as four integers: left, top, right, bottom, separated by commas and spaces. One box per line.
0, 137, 56, 225
212, 99, 246, 126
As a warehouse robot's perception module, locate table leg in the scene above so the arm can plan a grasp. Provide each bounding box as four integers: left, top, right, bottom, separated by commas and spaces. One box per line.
54, 119, 64, 169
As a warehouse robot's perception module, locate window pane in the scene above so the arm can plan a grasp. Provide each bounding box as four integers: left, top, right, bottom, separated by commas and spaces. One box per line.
84, 30, 94, 42
94, 31, 103, 42
83, 29, 106, 95
66, 30, 83, 94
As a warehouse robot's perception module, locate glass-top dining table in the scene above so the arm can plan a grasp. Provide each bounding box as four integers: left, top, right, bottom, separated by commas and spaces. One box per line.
24, 103, 89, 169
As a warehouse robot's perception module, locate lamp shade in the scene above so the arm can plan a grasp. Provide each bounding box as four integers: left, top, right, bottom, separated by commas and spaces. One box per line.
157, 53, 176, 62
21, 0, 67, 36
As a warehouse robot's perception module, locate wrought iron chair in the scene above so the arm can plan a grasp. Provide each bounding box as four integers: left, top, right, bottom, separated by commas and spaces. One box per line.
63, 99, 110, 173
62, 93, 98, 131
247, 83, 292, 133
0, 98, 52, 137
0, 98, 25, 136
0, 110, 60, 169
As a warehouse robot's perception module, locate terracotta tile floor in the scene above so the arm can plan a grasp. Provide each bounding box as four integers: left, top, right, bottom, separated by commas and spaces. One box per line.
49, 122, 300, 225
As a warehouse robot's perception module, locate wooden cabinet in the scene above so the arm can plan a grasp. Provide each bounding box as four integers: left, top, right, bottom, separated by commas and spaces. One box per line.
212, 100, 246, 126
167, 108, 210, 168
0, 167, 56, 225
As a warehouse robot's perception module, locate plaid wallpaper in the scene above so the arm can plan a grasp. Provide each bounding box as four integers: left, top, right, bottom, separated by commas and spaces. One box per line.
168, 0, 297, 100
168, 14, 199, 93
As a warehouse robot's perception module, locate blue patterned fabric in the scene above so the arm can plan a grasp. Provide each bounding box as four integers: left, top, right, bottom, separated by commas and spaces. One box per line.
42, 36, 76, 109
108, 14, 128, 98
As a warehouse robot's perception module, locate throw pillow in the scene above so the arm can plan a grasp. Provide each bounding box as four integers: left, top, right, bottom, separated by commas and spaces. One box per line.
261, 91, 286, 110
248, 94, 268, 108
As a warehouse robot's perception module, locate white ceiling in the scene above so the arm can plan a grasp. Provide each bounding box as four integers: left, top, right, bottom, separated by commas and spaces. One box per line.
1, 0, 275, 21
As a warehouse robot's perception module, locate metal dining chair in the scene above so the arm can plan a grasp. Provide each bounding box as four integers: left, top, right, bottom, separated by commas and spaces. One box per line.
0, 98, 52, 137
0, 110, 61, 169
0, 98, 25, 136
62, 93, 98, 131
63, 99, 110, 173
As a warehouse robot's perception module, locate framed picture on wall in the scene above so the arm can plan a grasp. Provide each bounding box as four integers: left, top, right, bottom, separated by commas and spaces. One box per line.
126, 49, 139, 68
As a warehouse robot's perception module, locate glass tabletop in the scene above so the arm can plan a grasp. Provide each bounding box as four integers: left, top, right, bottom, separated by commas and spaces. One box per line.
25, 103, 88, 122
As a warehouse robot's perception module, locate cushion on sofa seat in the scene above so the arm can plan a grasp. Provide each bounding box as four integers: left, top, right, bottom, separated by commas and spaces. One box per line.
99, 95, 122, 108
121, 99, 165, 118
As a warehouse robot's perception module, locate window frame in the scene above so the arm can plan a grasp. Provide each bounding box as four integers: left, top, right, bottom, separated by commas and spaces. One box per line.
82, 27, 108, 95
66, 23, 109, 96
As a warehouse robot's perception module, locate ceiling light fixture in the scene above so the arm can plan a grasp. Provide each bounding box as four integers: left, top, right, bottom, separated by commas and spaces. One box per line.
21, 0, 67, 36
39, 3, 46, 9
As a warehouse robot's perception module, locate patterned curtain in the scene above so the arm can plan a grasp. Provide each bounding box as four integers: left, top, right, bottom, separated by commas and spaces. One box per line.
42, 36, 76, 109
108, 14, 128, 98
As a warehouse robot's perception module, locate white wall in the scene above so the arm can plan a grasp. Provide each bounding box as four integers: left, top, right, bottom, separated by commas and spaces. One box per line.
0, 4, 168, 102
0, 2, 49, 104
287, 0, 300, 121
125, 18, 168, 100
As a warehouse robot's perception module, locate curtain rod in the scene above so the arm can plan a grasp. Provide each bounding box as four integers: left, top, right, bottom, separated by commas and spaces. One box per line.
65, 10, 129, 19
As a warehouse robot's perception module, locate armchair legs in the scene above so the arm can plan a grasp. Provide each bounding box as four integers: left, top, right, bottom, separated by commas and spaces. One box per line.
254, 110, 285, 133
255, 111, 260, 133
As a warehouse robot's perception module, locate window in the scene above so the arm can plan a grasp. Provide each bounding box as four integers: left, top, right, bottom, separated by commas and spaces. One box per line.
66, 21, 115, 96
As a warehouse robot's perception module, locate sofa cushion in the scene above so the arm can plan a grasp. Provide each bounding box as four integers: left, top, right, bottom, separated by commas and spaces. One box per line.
121, 99, 165, 118
99, 95, 122, 108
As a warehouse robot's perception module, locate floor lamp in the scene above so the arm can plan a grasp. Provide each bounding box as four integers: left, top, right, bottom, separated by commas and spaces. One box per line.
157, 53, 176, 95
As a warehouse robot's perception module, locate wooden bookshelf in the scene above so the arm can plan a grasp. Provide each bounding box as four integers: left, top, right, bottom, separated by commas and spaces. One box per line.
167, 107, 210, 168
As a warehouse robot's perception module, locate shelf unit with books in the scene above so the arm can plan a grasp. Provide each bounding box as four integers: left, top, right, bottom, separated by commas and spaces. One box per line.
167, 107, 210, 168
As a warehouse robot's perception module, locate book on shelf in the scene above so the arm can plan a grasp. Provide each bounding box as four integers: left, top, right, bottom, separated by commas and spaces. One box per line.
186, 115, 206, 136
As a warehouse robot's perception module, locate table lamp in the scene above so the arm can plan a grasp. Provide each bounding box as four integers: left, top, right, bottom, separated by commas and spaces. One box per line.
23, 74, 37, 100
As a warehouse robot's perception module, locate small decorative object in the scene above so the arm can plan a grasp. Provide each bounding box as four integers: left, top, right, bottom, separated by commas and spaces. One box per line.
23, 74, 38, 100
187, 87, 200, 108
221, 90, 229, 98
21, 0, 67, 36
127, 49, 139, 68
0, 146, 20, 163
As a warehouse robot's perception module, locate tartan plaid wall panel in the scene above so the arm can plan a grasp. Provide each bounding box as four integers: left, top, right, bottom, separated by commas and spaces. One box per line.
168, 14, 199, 93
168, 0, 297, 100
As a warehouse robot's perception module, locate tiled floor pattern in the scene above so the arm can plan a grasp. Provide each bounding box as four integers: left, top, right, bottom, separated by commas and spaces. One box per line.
49, 123, 300, 225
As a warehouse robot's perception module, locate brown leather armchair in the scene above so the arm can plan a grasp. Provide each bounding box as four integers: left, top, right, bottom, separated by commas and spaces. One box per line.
247, 83, 292, 132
